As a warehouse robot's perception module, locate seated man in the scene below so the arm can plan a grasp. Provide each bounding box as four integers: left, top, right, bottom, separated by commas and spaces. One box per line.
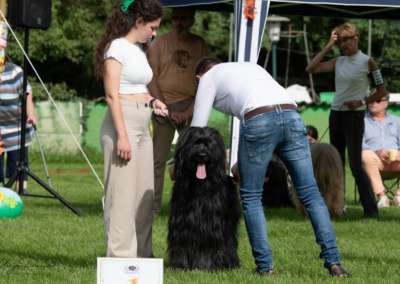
362, 95, 400, 208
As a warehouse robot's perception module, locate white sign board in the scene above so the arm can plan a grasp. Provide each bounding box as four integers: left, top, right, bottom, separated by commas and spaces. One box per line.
97, 258, 163, 284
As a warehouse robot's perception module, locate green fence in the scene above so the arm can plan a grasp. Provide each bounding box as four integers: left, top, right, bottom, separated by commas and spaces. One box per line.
30, 100, 400, 154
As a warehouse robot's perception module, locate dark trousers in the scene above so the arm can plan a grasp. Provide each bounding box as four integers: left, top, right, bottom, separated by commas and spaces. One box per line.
329, 110, 378, 215
0, 148, 29, 185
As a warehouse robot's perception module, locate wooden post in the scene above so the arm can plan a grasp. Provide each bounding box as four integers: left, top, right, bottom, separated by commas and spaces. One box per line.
0, 0, 7, 19
303, 22, 318, 103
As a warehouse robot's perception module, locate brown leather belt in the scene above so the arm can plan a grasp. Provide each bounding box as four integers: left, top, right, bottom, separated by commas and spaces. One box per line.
244, 104, 297, 121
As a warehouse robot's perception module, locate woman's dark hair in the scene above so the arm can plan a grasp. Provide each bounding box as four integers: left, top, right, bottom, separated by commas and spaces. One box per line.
306, 125, 319, 140
195, 56, 222, 76
94, 0, 163, 79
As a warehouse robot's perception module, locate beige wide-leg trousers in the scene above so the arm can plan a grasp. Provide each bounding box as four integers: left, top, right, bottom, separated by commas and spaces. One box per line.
101, 100, 154, 257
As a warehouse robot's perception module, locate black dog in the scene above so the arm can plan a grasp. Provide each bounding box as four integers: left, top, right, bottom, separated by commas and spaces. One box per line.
168, 127, 241, 271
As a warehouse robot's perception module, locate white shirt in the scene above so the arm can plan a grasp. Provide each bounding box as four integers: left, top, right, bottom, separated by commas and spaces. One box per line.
191, 62, 296, 127
105, 38, 153, 95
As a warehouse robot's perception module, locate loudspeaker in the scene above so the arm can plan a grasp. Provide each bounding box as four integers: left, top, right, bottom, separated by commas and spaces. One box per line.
8, 0, 52, 29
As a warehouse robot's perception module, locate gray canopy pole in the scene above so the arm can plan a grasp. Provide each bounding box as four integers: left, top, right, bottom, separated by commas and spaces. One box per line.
303, 22, 317, 102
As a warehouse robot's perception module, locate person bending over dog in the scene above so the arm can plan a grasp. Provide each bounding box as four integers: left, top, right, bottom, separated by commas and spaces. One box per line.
191, 57, 350, 277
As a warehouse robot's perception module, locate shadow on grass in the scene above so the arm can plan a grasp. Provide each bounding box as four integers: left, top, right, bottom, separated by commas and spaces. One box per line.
0, 248, 97, 272
156, 201, 399, 224
341, 252, 399, 266
22, 198, 103, 217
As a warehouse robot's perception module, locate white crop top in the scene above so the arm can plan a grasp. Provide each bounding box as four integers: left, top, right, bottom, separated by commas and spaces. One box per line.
104, 37, 153, 95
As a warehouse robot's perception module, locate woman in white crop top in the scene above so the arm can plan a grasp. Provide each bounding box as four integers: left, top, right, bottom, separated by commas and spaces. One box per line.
94, 0, 167, 258
306, 23, 387, 218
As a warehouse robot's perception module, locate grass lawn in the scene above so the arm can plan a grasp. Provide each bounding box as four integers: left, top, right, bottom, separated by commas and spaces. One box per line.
1, 156, 399, 284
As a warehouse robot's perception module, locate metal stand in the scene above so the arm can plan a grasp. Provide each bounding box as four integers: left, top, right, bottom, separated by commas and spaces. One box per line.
5, 28, 80, 216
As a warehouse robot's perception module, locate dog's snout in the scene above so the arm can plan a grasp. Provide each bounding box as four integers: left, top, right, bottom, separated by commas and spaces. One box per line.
194, 151, 209, 164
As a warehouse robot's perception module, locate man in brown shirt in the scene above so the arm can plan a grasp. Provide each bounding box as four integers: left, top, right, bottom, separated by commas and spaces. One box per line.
147, 8, 208, 214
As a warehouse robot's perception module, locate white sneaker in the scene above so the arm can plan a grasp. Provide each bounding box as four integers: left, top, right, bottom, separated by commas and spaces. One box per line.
377, 195, 391, 208
393, 195, 400, 207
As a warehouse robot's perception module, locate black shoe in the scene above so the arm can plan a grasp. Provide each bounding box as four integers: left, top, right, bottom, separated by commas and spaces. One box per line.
363, 212, 379, 219
255, 269, 275, 276
328, 264, 351, 278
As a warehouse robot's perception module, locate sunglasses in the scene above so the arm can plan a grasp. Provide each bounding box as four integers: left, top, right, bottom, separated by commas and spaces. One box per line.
336, 35, 356, 45
369, 98, 388, 104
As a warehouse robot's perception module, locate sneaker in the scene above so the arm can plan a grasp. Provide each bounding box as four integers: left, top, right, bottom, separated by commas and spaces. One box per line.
393, 195, 400, 207
328, 264, 351, 278
377, 195, 390, 208
255, 268, 275, 277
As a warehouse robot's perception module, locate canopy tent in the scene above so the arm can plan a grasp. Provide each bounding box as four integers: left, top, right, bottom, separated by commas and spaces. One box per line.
162, 0, 400, 19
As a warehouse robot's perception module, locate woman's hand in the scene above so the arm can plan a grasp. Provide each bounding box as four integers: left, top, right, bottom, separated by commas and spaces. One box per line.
170, 111, 188, 125
152, 99, 169, 117
326, 29, 339, 49
117, 136, 131, 161
27, 114, 37, 126
342, 100, 364, 110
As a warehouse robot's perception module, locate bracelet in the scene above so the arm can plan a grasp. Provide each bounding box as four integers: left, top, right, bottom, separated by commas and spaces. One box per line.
149, 98, 156, 108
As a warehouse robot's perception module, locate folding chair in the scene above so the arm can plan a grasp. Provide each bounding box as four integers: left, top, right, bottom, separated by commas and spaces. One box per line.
381, 172, 400, 199
354, 172, 400, 203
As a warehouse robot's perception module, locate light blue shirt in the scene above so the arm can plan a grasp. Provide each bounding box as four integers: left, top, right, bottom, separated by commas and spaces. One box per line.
362, 112, 400, 151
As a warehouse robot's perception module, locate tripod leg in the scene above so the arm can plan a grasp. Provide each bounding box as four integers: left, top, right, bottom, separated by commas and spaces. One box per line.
5, 166, 20, 189
26, 168, 81, 216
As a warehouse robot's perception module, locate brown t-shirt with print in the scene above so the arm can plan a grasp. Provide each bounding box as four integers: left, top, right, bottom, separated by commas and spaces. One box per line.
147, 31, 208, 105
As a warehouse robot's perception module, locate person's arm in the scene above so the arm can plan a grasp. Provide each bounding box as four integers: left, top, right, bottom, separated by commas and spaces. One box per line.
305, 29, 337, 74
103, 59, 131, 161
190, 76, 216, 127
149, 97, 168, 117
26, 90, 36, 125
366, 58, 388, 103
147, 41, 165, 102
361, 129, 369, 151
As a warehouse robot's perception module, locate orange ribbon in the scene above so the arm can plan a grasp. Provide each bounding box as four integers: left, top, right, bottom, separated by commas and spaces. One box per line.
244, 0, 256, 20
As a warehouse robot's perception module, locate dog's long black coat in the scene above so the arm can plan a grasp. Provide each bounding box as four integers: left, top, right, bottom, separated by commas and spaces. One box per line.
168, 127, 240, 270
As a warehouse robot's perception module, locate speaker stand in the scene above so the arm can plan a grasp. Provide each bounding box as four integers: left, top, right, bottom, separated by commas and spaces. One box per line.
5, 28, 81, 216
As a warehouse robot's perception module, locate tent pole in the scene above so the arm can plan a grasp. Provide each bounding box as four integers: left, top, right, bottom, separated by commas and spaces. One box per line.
284, 24, 292, 88
303, 22, 317, 102
229, 13, 234, 62
368, 19, 372, 57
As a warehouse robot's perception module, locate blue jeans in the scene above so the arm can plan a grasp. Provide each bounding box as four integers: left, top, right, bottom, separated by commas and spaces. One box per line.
238, 109, 340, 272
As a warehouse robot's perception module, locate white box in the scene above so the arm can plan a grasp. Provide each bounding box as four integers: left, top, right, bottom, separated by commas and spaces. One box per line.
97, 258, 163, 284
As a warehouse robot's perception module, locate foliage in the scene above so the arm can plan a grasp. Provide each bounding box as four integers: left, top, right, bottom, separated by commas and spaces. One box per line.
192, 11, 233, 60
6, 0, 112, 99
30, 78, 77, 101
